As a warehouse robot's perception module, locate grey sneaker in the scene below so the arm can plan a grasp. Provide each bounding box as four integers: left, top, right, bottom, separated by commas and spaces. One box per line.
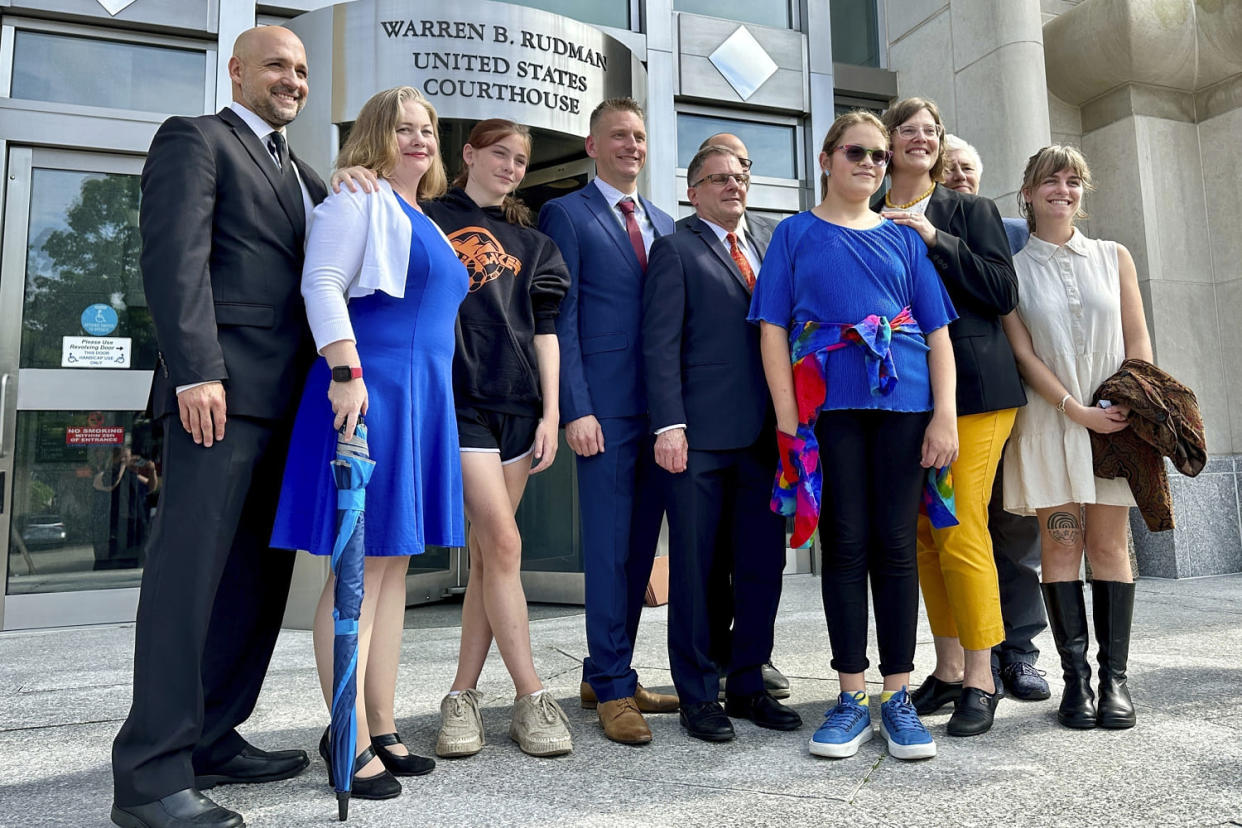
509, 692, 573, 757
436, 689, 484, 758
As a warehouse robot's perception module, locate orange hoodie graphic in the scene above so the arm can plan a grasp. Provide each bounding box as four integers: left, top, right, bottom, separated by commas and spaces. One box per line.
447, 226, 524, 292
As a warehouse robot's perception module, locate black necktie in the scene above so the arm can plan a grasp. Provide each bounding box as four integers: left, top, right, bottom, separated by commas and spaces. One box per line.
267, 131, 305, 236
267, 132, 288, 171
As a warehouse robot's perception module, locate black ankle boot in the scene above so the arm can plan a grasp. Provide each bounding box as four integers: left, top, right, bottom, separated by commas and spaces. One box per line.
1041, 581, 1096, 729
1092, 580, 1137, 729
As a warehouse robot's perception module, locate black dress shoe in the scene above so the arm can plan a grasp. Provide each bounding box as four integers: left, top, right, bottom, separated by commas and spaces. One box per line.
679, 701, 735, 742
946, 687, 999, 737
193, 745, 309, 790
371, 732, 436, 776
319, 728, 402, 800
762, 662, 791, 699
111, 788, 243, 828
724, 690, 803, 731
910, 675, 963, 715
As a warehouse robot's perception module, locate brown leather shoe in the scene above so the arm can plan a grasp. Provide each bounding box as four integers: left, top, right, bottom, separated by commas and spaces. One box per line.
580, 682, 679, 713
597, 697, 653, 744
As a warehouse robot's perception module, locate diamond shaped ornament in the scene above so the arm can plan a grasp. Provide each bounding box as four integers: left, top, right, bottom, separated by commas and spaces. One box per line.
709, 26, 779, 100
97, 0, 139, 15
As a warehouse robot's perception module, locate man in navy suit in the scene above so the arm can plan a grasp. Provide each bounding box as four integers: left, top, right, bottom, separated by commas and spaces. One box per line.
538, 98, 678, 745
677, 132, 791, 701
643, 145, 801, 742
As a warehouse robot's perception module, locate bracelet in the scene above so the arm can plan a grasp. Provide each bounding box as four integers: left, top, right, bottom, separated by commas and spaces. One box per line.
1056, 393, 1071, 414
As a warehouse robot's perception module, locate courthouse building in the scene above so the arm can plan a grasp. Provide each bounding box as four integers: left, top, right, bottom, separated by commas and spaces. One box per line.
0, 0, 1238, 630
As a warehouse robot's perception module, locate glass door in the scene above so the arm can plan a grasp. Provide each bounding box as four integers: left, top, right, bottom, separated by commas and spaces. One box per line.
0, 147, 155, 630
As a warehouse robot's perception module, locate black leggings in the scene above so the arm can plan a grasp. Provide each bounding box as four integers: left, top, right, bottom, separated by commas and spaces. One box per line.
816, 409, 930, 676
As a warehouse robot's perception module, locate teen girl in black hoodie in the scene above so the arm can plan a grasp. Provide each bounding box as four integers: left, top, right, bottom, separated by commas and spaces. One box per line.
423, 119, 572, 759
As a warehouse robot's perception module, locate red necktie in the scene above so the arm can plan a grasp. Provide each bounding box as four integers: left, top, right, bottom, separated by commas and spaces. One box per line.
617, 197, 648, 272
727, 232, 755, 290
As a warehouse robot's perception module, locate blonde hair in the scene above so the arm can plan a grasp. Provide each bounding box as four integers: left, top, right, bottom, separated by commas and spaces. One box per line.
881, 97, 947, 182
1018, 144, 1093, 233
818, 110, 887, 199
589, 97, 645, 133
336, 86, 447, 201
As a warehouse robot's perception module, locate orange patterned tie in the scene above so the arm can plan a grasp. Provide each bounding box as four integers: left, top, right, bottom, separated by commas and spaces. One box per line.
727, 232, 755, 290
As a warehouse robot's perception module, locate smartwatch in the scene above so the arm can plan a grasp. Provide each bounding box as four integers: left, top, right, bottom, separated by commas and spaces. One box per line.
331, 365, 363, 383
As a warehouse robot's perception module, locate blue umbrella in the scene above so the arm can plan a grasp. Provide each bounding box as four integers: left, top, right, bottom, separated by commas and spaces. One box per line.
328, 420, 374, 821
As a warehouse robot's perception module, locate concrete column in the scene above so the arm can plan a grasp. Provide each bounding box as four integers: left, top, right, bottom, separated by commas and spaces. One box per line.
1043, 0, 1242, 576
883, 0, 1051, 210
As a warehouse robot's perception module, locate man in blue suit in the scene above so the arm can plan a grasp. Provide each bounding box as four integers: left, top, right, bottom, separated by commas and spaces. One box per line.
538, 98, 678, 745
643, 145, 801, 742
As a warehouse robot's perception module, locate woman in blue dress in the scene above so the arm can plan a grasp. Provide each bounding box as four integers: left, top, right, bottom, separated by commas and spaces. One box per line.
749, 110, 958, 761
271, 86, 468, 800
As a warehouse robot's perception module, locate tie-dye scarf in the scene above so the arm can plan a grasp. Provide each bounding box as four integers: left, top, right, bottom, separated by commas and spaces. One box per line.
772, 307, 958, 547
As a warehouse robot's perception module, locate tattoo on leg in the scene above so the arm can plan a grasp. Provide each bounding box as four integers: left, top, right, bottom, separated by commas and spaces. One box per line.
1047, 511, 1081, 547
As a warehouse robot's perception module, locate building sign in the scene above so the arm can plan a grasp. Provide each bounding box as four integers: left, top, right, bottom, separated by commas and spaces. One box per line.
65, 426, 125, 445
62, 335, 131, 368
289, 0, 642, 141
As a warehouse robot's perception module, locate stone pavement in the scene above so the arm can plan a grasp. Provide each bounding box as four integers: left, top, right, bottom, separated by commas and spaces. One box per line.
1, 573, 1240, 827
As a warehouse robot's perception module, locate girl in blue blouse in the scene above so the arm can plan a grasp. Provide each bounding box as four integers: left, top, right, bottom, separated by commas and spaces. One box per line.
749, 110, 958, 761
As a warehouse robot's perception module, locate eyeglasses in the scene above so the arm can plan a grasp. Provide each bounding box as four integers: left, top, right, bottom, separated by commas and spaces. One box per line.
736, 157, 753, 170
893, 124, 943, 140
691, 172, 750, 188
832, 145, 893, 166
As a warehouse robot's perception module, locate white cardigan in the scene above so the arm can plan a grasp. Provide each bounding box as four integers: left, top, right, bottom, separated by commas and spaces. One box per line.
300, 179, 419, 352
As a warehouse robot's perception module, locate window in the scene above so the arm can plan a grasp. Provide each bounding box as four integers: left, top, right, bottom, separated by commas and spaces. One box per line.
674, 0, 792, 29
515, 0, 629, 29
830, 0, 880, 67
677, 113, 798, 179
10, 29, 208, 116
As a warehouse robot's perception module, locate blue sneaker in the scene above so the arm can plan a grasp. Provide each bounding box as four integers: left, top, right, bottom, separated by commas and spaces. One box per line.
880, 687, 937, 759
809, 691, 872, 758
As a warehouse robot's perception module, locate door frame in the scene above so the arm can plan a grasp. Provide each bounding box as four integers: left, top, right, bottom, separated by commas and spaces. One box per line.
0, 146, 150, 630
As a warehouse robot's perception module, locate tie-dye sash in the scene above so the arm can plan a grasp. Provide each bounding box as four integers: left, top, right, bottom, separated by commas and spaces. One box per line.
772, 307, 958, 547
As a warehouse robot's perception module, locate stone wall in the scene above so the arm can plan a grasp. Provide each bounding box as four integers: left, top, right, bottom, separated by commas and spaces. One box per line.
881, 0, 1051, 212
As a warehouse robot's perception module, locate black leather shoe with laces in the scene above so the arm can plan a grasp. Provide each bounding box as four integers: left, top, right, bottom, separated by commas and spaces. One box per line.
1000, 661, 1051, 701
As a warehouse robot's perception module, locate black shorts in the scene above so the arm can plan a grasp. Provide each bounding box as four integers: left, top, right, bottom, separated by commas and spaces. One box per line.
457, 406, 539, 464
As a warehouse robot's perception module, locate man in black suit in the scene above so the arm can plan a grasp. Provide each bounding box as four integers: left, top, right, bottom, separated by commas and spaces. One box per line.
677, 133, 792, 701
643, 145, 801, 742
111, 26, 327, 828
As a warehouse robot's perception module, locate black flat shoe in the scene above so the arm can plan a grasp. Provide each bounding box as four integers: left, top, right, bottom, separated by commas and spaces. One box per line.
111, 788, 243, 828
371, 732, 436, 776
910, 675, 962, 715
946, 687, 998, 737
724, 691, 803, 731
679, 701, 735, 742
319, 729, 402, 800
194, 744, 310, 790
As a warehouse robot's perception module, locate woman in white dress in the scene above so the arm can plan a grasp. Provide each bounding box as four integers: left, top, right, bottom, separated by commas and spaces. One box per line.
1001, 145, 1152, 731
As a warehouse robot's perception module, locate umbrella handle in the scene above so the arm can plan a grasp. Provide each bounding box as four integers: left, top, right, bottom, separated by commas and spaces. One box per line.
337, 791, 350, 821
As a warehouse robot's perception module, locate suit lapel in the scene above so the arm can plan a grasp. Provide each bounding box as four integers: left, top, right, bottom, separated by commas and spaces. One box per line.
639, 194, 674, 237
217, 108, 306, 236
747, 212, 773, 263
692, 218, 752, 297
581, 184, 642, 272
923, 183, 954, 229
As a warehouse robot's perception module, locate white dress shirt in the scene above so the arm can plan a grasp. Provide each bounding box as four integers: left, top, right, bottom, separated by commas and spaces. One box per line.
698, 217, 759, 275
593, 177, 655, 255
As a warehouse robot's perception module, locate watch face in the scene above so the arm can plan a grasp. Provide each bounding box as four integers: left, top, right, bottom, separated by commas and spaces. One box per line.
332, 366, 352, 382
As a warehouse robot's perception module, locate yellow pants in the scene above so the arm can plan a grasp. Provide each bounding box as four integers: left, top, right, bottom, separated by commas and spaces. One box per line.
916, 408, 1016, 650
